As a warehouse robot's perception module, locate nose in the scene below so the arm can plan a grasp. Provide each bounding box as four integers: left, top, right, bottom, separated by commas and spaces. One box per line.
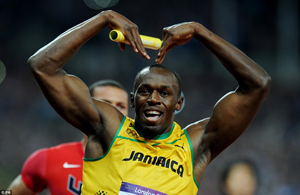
147, 91, 161, 105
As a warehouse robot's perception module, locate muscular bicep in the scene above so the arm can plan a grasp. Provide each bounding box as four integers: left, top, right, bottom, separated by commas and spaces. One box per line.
203, 88, 267, 162
32, 68, 100, 134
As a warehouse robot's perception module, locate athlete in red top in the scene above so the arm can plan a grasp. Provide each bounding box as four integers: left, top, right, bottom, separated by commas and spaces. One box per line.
8, 80, 129, 195
21, 142, 84, 195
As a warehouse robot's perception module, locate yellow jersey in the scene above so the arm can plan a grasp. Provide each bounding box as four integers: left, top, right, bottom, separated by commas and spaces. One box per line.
81, 116, 199, 195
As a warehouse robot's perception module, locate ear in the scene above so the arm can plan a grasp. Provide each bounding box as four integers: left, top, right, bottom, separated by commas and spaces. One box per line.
175, 92, 185, 115
175, 96, 184, 112
130, 92, 135, 108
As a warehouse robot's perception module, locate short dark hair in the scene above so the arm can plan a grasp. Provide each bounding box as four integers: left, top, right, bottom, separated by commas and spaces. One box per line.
89, 79, 126, 96
220, 159, 260, 195
133, 64, 182, 96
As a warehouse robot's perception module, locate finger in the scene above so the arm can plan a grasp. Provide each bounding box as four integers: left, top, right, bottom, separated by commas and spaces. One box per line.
118, 42, 126, 51
162, 27, 168, 40
159, 28, 169, 53
131, 27, 150, 60
156, 28, 168, 57
156, 42, 176, 64
155, 52, 166, 64
125, 32, 138, 53
156, 34, 173, 63
166, 42, 177, 52
156, 32, 169, 58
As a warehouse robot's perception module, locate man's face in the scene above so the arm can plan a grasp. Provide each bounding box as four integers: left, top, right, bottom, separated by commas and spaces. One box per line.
223, 163, 257, 195
132, 67, 182, 135
93, 86, 128, 116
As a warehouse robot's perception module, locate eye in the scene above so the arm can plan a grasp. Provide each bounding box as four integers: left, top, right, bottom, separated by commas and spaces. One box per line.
117, 105, 125, 109
161, 91, 170, 96
138, 88, 150, 94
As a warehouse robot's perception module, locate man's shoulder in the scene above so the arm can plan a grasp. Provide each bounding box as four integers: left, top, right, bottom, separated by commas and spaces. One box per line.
26, 141, 80, 157
183, 118, 210, 145
25, 147, 48, 163
25, 141, 83, 162
47, 141, 83, 156
185, 118, 209, 132
50, 141, 82, 150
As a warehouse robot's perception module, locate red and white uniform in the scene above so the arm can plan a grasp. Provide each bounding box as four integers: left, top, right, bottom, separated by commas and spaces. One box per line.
21, 142, 84, 195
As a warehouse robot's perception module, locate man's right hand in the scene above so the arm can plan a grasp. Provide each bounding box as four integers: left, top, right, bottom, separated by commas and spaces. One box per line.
104, 10, 150, 59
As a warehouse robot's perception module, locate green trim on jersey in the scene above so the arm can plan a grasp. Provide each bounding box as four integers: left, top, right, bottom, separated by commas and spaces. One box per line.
184, 128, 200, 189
133, 122, 175, 140
83, 116, 126, 162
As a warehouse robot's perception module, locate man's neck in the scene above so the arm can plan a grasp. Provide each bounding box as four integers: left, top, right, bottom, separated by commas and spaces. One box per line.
134, 122, 174, 140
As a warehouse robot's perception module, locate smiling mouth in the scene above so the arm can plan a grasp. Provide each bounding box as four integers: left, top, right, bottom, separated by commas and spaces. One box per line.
144, 110, 162, 121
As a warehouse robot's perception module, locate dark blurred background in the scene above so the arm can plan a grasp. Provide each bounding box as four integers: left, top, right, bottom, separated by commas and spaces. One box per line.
0, 0, 299, 194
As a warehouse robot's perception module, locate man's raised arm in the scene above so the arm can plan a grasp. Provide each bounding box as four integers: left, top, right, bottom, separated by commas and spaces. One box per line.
156, 22, 271, 163
28, 10, 149, 135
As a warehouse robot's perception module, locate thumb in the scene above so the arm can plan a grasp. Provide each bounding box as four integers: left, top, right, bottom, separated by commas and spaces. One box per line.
118, 42, 126, 51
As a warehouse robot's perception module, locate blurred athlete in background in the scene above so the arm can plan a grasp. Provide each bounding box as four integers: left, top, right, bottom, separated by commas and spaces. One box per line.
220, 159, 259, 195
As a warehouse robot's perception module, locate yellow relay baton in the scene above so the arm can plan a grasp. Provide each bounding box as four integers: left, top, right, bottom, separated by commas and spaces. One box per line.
109, 30, 162, 50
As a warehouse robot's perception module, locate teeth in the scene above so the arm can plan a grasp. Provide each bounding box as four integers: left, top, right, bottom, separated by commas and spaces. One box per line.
145, 111, 160, 115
